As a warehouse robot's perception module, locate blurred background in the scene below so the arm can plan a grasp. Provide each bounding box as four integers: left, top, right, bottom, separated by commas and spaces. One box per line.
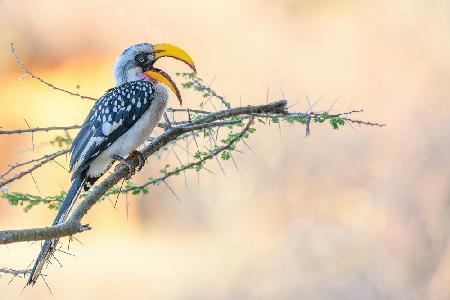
0, 0, 449, 299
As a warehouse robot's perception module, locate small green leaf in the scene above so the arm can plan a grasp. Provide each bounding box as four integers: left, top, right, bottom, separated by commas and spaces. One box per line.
221, 151, 231, 161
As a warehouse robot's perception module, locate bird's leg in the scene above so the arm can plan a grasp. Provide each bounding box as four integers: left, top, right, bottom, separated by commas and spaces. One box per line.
127, 150, 146, 171
113, 154, 136, 180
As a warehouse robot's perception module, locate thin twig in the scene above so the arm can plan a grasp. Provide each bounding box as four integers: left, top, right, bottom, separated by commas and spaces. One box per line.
23, 119, 35, 151
0, 125, 81, 135
0, 268, 31, 276
0, 149, 69, 189
2, 150, 68, 178
10, 43, 97, 101
189, 75, 231, 109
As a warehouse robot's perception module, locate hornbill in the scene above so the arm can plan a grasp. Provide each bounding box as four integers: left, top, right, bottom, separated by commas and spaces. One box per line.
27, 43, 196, 286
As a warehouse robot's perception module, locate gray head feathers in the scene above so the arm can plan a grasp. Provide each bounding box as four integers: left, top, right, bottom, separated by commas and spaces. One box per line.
114, 43, 155, 86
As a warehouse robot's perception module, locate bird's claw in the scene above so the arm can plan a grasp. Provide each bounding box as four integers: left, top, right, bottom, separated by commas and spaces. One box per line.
113, 154, 136, 180
128, 150, 145, 171
113, 151, 145, 179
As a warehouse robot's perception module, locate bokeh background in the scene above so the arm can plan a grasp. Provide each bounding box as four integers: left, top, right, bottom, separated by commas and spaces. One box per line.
1, 0, 449, 299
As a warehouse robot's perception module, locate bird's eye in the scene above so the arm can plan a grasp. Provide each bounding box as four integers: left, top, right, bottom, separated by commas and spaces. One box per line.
138, 57, 145, 63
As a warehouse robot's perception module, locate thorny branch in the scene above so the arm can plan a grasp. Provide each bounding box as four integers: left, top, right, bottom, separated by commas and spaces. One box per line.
0, 45, 384, 279
0, 94, 372, 245
119, 118, 255, 193
0, 115, 262, 245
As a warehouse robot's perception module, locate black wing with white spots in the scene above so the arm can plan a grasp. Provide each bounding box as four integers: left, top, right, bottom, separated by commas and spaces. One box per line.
70, 80, 155, 179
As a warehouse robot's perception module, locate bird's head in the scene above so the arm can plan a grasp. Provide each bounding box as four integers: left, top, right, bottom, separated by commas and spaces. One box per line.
114, 43, 196, 105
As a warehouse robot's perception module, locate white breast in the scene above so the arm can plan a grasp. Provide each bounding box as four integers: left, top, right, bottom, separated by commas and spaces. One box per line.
87, 84, 168, 178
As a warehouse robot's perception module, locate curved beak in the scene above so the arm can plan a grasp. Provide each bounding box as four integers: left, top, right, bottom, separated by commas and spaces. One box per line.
153, 43, 196, 72
144, 43, 196, 105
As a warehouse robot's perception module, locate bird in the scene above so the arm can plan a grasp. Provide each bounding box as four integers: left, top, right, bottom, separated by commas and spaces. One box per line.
26, 42, 196, 286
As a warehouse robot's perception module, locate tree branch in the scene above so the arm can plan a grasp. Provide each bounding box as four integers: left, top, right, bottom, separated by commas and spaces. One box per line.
0, 101, 284, 245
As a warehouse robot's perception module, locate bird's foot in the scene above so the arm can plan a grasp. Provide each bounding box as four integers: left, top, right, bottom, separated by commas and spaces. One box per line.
113, 154, 136, 180
113, 151, 146, 179
127, 150, 146, 171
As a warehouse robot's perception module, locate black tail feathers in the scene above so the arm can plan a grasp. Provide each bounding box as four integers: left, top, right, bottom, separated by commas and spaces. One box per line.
26, 172, 86, 286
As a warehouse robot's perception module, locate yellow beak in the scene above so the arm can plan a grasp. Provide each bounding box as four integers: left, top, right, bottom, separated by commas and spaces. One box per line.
144, 43, 196, 105
144, 69, 182, 104
153, 43, 196, 72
